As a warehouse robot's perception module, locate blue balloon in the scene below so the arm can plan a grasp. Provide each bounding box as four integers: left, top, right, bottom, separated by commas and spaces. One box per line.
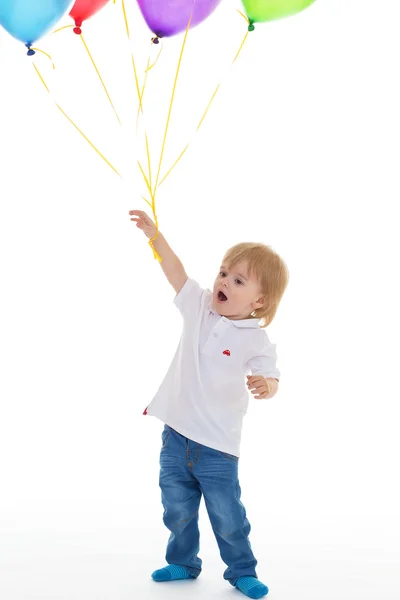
0, 0, 73, 47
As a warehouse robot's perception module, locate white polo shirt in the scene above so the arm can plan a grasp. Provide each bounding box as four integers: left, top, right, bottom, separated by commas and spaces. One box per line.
144, 277, 280, 457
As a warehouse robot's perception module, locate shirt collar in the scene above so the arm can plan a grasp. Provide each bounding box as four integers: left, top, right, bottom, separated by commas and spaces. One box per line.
208, 299, 260, 328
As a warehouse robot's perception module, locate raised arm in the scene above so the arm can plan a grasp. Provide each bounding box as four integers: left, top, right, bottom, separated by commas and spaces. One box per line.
129, 210, 187, 295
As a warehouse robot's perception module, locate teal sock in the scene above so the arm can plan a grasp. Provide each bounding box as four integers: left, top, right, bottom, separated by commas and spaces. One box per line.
151, 564, 194, 582
235, 576, 269, 599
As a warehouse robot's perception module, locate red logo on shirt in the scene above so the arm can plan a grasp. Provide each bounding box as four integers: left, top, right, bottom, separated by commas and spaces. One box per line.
223, 349, 231, 356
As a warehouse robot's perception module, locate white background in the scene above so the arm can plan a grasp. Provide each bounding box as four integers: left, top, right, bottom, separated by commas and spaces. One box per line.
0, 0, 399, 598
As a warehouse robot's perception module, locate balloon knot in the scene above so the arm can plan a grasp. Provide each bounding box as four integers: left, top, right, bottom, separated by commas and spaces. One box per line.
73, 26, 82, 35
248, 22, 255, 32
25, 44, 35, 56
152, 36, 160, 45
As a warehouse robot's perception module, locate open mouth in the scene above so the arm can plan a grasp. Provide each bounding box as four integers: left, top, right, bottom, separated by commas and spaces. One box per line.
217, 291, 228, 302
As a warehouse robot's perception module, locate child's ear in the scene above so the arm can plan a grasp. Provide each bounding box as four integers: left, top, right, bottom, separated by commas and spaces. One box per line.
256, 295, 265, 307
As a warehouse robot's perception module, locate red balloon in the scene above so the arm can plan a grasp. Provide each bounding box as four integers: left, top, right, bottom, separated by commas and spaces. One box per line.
70, 0, 110, 32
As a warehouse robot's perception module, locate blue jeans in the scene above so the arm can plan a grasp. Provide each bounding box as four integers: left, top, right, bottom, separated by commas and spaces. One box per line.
159, 424, 258, 586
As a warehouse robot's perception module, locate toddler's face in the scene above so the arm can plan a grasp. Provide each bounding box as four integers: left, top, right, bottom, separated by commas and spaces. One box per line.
211, 261, 264, 320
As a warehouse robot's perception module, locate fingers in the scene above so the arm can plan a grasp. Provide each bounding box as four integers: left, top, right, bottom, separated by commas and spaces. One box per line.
254, 389, 268, 399
246, 376, 269, 398
129, 210, 147, 217
129, 210, 154, 230
247, 379, 270, 399
129, 210, 147, 228
247, 378, 263, 390
128, 210, 156, 241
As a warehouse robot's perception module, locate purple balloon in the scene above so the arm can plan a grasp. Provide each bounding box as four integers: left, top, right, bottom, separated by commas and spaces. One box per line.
136, 0, 221, 38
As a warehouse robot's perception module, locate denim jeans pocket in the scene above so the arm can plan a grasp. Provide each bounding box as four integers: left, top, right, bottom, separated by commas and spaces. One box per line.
161, 425, 172, 449
216, 450, 239, 462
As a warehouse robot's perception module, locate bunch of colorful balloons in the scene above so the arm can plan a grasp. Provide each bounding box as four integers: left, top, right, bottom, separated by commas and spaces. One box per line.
0, 0, 317, 54
0, 0, 318, 264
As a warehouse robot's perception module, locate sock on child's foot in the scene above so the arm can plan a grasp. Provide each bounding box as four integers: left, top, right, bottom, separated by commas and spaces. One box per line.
236, 576, 269, 599
151, 564, 194, 582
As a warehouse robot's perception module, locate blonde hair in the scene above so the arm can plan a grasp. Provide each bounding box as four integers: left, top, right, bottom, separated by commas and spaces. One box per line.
222, 242, 289, 328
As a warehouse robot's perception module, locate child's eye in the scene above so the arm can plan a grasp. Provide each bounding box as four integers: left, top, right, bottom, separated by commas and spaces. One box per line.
219, 272, 242, 284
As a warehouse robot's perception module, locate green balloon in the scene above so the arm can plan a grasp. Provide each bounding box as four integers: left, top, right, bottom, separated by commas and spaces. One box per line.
241, 0, 317, 27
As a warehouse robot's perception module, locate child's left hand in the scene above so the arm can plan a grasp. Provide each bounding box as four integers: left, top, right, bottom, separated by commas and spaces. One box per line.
246, 375, 273, 400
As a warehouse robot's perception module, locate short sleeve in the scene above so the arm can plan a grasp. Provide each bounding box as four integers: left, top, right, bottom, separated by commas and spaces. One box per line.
173, 277, 205, 316
246, 340, 281, 381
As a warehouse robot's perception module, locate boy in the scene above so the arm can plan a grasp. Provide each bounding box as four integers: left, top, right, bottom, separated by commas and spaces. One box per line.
129, 209, 289, 599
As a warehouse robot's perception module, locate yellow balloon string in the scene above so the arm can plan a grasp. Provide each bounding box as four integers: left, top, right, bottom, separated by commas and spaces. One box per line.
136, 51, 150, 128
133, 43, 162, 198
145, 132, 152, 193
53, 21, 121, 125
79, 34, 121, 125
33, 62, 51, 92
121, 0, 130, 37
121, 0, 144, 116
118, 0, 192, 261
141, 196, 153, 209
157, 145, 189, 189
53, 24, 74, 34
30, 47, 56, 69
158, 20, 249, 188
119, 0, 151, 187
33, 62, 121, 177
137, 159, 152, 197
135, 40, 163, 128
158, 83, 221, 188
153, 16, 192, 195
120, 1, 155, 218
118, 0, 162, 261
233, 30, 249, 64
144, 13, 193, 261
237, 9, 250, 24
145, 43, 163, 73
